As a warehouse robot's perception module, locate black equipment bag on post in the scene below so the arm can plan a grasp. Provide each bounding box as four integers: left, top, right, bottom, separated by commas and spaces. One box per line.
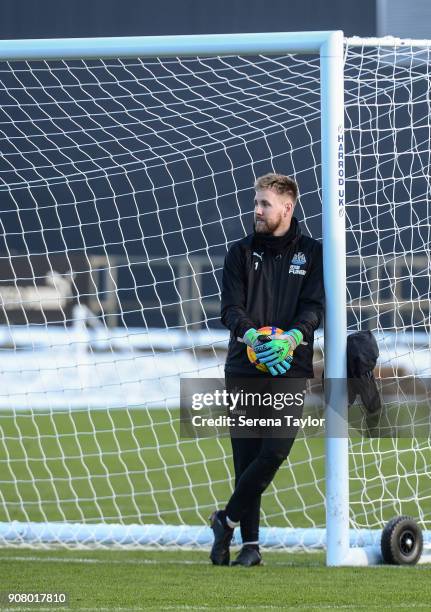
347, 330, 382, 428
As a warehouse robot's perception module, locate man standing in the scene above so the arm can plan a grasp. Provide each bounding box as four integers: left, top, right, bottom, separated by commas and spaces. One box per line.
210, 173, 324, 566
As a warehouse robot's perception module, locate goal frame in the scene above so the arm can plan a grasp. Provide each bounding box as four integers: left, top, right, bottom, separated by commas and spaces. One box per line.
0, 30, 376, 566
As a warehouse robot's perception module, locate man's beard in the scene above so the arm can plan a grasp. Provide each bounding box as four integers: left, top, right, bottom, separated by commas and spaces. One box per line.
254, 215, 283, 234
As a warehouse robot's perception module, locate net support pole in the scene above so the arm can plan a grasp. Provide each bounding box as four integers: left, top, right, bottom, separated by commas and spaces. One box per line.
321, 32, 376, 566
320, 31, 350, 566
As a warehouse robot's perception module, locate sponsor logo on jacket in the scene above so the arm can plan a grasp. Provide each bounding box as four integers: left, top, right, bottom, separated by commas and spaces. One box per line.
289, 251, 307, 275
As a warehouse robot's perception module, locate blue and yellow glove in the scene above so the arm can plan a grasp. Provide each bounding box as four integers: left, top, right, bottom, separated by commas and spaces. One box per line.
257, 329, 303, 376
243, 328, 278, 362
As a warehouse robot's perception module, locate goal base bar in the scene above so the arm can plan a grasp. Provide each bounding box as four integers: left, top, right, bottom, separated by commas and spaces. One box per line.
332, 546, 431, 566
1, 522, 430, 564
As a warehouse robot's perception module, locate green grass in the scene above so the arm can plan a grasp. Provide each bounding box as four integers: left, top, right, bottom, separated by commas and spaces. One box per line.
0, 407, 429, 528
1, 547, 431, 611
1, 408, 430, 610
0, 407, 327, 527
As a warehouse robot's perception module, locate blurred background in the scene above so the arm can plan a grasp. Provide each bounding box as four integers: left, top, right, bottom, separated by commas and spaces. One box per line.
0, 0, 430, 40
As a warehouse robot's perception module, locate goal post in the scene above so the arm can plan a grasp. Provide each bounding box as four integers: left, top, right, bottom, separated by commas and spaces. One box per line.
0, 31, 429, 566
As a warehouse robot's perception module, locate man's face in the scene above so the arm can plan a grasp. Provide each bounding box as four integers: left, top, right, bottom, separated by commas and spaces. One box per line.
254, 188, 293, 235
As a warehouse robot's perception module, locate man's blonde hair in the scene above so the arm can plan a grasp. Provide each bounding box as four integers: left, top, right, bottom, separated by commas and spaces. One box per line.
254, 173, 298, 204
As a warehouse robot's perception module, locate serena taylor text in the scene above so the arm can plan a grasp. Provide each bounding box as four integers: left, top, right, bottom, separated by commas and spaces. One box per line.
191, 415, 325, 428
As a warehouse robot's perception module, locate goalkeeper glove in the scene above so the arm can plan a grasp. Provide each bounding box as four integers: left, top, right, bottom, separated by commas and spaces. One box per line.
242, 328, 279, 361
280, 328, 303, 351
266, 357, 293, 376
258, 329, 303, 377
257, 329, 303, 366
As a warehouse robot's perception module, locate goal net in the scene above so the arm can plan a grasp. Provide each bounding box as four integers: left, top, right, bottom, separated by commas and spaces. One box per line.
0, 35, 430, 553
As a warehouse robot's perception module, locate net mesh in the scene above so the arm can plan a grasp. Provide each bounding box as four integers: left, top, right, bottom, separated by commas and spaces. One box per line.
0, 41, 429, 545
345, 42, 431, 530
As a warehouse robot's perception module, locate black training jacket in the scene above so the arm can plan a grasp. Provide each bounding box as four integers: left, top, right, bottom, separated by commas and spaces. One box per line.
221, 217, 324, 377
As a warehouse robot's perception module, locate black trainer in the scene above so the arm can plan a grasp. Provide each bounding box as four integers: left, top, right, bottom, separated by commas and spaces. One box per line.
231, 545, 263, 567
209, 510, 234, 566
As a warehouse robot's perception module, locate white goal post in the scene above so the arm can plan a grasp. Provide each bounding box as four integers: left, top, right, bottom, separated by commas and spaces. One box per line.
0, 31, 429, 566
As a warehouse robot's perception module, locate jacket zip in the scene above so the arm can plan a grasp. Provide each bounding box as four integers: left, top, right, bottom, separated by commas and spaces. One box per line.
271, 253, 283, 323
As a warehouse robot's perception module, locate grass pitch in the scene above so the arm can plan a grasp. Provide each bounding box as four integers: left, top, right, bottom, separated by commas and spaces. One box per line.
0, 407, 426, 528
1, 547, 431, 611
1, 408, 430, 610
0, 407, 327, 526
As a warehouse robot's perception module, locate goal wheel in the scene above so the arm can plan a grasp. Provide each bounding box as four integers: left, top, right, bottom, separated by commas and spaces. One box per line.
381, 516, 423, 565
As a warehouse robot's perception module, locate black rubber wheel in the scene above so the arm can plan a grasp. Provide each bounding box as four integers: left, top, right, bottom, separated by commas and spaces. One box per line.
381, 516, 423, 565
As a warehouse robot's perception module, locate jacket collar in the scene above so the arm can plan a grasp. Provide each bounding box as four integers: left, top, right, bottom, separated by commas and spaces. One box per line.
251, 216, 301, 254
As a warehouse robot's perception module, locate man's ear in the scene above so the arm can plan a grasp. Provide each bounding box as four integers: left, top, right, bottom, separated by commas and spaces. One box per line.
284, 201, 293, 216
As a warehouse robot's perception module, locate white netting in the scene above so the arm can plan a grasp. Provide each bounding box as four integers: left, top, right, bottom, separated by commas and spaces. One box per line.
0, 40, 429, 547
345, 41, 431, 531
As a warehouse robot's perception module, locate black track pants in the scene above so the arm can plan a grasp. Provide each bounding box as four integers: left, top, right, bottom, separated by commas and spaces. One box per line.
226, 435, 297, 542
224, 375, 304, 543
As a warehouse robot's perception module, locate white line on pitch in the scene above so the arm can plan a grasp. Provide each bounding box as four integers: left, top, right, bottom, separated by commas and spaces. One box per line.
0, 554, 326, 568
0, 555, 208, 565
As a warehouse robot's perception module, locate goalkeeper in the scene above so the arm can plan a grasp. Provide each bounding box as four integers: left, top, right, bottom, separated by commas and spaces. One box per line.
210, 173, 324, 567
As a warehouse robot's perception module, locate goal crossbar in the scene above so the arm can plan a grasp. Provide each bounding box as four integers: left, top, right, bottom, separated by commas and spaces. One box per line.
0, 31, 338, 60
